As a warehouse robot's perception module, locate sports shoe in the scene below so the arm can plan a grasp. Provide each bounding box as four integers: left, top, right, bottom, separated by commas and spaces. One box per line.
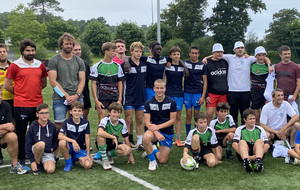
19, 159, 31, 171
285, 155, 292, 164
152, 144, 158, 151
148, 160, 158, 170
243, 158, 253, 173
33, 164, 42, 175
293, 158, 300, 165
55, 156, 60, 163
93, 151, 102, 160
10, 162, 28, 174
141, 151, 147, 158
226, 149, 233, 159
90, 146, 93, 151
0, 148, 3, 165
175, 140, 184, 147
193, 156, 200, 169
102, 160, 112, 170
137, 144, 145, 151
63, 161, 73, 172
254, 159, 264, 172
107, 154, 114, 165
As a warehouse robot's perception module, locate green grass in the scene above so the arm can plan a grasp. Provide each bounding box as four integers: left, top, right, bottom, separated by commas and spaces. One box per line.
0, 80, 299, 190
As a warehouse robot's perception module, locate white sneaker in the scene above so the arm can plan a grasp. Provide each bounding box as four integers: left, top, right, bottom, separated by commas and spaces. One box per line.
141, 151, 147, 158
293, 158, 300, 165
152, 144, 158, 151
107, 155, 114, 164
285, 155, 291, 164
102, 160, 112, 170
148, 160, 158, 170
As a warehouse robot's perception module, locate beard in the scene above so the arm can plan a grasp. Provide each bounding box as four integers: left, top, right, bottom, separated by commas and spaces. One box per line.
0, 57, 7, 63
63, 47, 73, 54
23, 54, 35, 61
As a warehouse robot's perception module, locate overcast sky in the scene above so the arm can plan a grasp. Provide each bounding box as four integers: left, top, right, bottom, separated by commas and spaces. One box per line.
1, 0, 299, 40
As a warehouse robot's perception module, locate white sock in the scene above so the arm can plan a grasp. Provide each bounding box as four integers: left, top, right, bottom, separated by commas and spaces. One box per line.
137, 135, 143, 145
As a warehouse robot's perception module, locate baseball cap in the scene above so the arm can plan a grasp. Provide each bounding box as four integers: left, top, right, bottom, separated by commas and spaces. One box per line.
255, 46, 267, 56
212, 43, 224, 53
233, 41, 245, 50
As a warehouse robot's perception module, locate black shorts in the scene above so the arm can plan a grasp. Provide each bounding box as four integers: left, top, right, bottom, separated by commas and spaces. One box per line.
236, 143, 254, 162
97, 99, 118, 110
0, 143, 7, 149
216, 133, 227, 148
3, 99, 14, 118
83, 98, 92, 109
199, 144, 213, 157
95, 137, 122, 151
251, 90, 266, 110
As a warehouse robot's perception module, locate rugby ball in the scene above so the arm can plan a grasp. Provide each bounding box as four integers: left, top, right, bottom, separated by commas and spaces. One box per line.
180, 157, 197, 170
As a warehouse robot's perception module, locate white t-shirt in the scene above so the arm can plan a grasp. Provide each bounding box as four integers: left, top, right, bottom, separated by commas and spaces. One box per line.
222, 54, 256, 92
260, 101, 296, 131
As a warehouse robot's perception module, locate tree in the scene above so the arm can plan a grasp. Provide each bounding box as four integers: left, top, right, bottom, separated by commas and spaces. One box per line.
207, 0, 266, 53
79, 42, 92, 64
5, 4, 48, 46
114, 21, 145, 50
244, 30, 262, 55
0, 29, 4, 43
28, 0, 64, 23
265, 9, 300, 52
146, 23, 172, 47
161, 0, 207, 44
191, 36, 215, 59
0, 12, 9, 30
81, 20, 111, 55
162, 38, 190, 60
45, 19, 78, 49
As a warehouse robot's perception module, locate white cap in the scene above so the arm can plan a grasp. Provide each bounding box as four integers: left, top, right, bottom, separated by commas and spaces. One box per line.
255, 46, 267, 56
233, 41, 245, 50
212, 43, 224, 53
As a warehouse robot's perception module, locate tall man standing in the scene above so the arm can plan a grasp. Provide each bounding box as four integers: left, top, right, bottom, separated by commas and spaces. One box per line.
112, 39, 126, 64
4, 39, 48, 167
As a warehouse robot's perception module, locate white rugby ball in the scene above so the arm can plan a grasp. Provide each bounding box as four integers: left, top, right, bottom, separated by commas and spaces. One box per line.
180, 157, 196, 170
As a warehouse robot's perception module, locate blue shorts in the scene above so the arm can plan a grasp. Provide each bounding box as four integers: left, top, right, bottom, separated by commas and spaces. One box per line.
145, 88, 155, 101
68, 142, 87, 162
184, 93, 202, 110
170, 97, 183, 111
154, 131, 174, 149
53, 99, 83, 123
123, 105, 144, 111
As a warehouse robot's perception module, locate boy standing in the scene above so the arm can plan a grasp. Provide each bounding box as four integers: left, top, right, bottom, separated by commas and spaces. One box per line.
95, 102, 135, 170
233, 109, 269, 173
58, 102, 93, 172
184, 46, 207, 136
165, 46, 185, 147
90, 42, 125, 123
25, 103, 58, 175
183, 112, 219, 168
209, 102, 236, 160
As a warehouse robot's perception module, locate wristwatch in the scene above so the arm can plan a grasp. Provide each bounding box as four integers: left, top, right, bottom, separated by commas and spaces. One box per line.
76, 93, 81, 97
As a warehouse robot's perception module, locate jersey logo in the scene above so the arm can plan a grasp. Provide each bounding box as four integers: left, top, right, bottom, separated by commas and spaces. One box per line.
159, 58, 167, 64
107, 70, 110, 75
165, 66, 175, 71
130, 67, 137, 73
195, 65, 204, 70
162, 103, 171, 110
141, 66, 146, 73
256, 70, 260, 74
185, 62, 192, 69
149, 103, 159, 111
78, 123, 88, 132
280, 113, 284, 118
67, 123, 76, 133
178, 67, 184, 72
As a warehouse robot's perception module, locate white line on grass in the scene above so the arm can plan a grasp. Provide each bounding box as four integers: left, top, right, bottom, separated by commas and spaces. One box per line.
94, 160, 163, 190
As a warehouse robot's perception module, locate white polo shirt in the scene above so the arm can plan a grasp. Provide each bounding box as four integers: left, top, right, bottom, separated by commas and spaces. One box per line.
260, 101, 296, 131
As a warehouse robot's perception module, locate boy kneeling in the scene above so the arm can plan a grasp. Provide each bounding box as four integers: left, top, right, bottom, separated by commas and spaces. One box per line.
95, 102, 134, 170
287, 130, 300, 164
59, 102, 93, 172
233, 109, 269, 173
25, 103, 58, 175
183, 112, 219, 168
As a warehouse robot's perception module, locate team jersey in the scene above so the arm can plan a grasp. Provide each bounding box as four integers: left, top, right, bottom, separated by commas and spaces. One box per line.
112, 56, 124, 65
140, 56, 171, 89
165, 64, 184, 97
233, 125, 268, 144
210, 115, 236, 139
144, 96, 177, 135
121, 58, 147, 106
184, 60, 207, 94
99, 116, 128, 138
60, 118, 90, 150
206, 58, 228, 95
251, 62, 268, 91
5, 57, 47, 107
90, 60, 125, 101
295, 130, 300, 144
185, 127, 218, 149
0, 61, 14, 100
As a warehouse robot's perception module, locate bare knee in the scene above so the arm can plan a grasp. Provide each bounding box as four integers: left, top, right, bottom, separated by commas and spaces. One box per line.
46, 168, 55, 174
59, 140, 67, 148
143, 132, 153, 144
206, 159, 216, 168
158, 158, 168, 164
34, 141, 45, 151
5, 132, 18, 143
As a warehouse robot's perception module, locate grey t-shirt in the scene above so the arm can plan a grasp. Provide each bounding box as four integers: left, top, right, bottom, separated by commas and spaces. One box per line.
47, 54, 86, 100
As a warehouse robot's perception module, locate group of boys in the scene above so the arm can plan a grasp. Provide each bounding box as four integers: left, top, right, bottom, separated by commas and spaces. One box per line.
1, 34, 300, 175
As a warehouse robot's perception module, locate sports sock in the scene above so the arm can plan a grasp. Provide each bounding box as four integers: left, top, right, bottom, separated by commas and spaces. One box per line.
65, 157, 72, 163
226, 141, 232, 150
147, 152, 156, 161
110, 149, 118, 157
137, 135, 143, 145
192, 148, 199, 162
186, 124, 191, 136
153, 149, 159, 156
129, 134, 134, 143
176, 134, 180, 141
98, 144, 108, 161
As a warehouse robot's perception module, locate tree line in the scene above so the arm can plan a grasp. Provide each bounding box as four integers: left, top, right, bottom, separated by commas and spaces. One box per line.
0, 0, 299, 63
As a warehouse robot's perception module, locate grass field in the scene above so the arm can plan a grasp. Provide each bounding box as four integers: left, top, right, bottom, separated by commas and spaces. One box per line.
0, 80, 299, 190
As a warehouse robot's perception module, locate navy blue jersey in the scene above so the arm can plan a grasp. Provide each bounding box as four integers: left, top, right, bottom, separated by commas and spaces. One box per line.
144, 96, 177, 135
141, 56, 171, 89
121, 58, 147, 106
165, 64, 184, 97
206, 58, 228, 95
60, 118, 90, 150
184, 60, 207, 94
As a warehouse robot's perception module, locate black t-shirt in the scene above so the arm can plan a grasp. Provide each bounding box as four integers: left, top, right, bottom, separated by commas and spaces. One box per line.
82, 61, 90, 100
0, 101, 12, 125
206, 58, 228, 95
